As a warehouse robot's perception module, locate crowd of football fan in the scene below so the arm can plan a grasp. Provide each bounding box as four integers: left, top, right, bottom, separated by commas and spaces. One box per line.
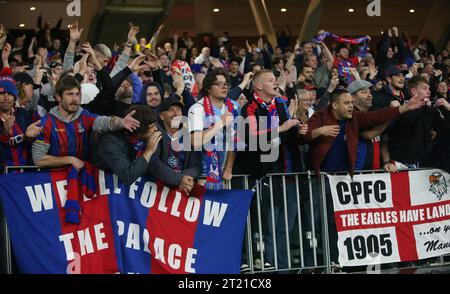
1, 17, 449, 271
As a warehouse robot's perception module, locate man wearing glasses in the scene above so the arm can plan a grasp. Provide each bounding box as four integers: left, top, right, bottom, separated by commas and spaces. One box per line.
188, 68, 241, 190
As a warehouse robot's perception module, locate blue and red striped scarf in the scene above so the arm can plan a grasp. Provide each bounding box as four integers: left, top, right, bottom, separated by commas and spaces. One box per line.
65, 162, 97, 224
203, 96, 239, 190
253, 93, 282, 130
314, 31, 369, 84
253, 93, 294, 173
313, 31, 369, 52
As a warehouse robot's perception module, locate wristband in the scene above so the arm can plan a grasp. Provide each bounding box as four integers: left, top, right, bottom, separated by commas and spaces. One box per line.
9, 134, 24, 146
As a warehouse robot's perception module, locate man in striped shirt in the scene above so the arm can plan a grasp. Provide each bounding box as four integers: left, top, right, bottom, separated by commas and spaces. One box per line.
0, 68, 42, 172
32, 75, 140, 171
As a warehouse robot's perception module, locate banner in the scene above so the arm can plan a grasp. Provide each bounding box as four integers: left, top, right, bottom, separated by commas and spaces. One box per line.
0, 168, 253, 274
328, 169, 450, 267
171, 60, 199, 98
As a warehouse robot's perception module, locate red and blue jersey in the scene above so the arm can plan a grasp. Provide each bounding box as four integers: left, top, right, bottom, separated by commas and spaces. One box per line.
37, 109, 98, 160
0, 108, 34, 170
333, 56, 359, 85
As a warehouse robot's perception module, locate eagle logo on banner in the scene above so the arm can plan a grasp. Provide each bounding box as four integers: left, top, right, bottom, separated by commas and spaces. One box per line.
429, 172, 449, 201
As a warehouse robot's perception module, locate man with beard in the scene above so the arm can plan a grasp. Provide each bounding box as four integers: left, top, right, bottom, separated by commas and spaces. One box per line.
304, 41, 334, 89
156, 96, 202, 194
139, 68, 191, 114
380, 75, 438, 171
348, 80, 386, 170
372, 65, 409, 109
298, 65, 316, 88
114, 77, 133, 117
32, 75, 140, 171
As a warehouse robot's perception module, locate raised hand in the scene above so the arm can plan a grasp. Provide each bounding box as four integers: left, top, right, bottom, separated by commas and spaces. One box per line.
242, 72, 254, 87
172, 68, 185, 93
74, 53, 89, 76
327, 75, 339, 93
127, 25, 140, 44
25, 120, 43, 139
146, 128, 162, 154
128, 55, 146, 72
246, 40, 252, 53
81, 42, 102, 69
80, 42, 95, 57
209, 57, 223, 68
392, 27, 399, 37
2, 42, 11, 62
38, 47, 48, 65
155, 24, 164, 35
69, 21, 84, 42
288, 98, 299, 118
145, 52, 159, 69
122, 110, 141, 132
349, 67, 361, 80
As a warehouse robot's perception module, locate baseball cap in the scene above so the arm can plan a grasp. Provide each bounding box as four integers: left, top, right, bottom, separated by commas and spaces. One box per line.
49, 61, 63, 68
13, 72, 40, 90
385, 65, 409, 77
159, 95, 184, 113
347, 80, 373, 95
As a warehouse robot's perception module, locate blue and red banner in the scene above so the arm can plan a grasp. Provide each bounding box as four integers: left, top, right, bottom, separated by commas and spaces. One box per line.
0, 168, 253, 274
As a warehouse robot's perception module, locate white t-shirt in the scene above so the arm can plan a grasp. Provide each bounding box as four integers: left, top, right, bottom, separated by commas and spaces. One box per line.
188, 98, 241, 174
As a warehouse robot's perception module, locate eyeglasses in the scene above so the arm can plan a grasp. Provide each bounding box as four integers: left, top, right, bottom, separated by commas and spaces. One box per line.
212, 82, 230, 88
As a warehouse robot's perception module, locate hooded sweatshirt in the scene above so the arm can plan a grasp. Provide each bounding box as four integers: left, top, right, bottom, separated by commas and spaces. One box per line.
139, 81, 164, 112
32, 106, 117, 164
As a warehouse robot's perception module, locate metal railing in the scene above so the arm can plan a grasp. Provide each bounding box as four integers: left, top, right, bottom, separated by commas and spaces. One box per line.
1, 166, 450, 274
225, 169, 450, 274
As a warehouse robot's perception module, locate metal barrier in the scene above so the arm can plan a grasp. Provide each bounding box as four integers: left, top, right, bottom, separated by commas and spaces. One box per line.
1, 167, 450, 274
226, 169, 450, 274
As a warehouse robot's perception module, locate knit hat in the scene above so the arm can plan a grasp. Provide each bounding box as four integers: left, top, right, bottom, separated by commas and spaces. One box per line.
0, 68, 18, 98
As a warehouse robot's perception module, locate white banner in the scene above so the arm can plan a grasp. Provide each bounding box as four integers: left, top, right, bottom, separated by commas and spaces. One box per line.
328, 169, 450, 267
